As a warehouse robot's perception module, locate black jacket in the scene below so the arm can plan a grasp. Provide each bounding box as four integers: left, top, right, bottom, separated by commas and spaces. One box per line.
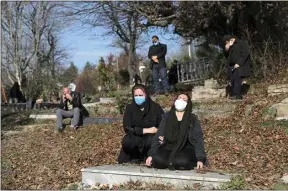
123, 99, 164, 136
59, 92, 89, 117
148, 43, 167, 69
148, 112, 207, 163
227, 38, 252, 77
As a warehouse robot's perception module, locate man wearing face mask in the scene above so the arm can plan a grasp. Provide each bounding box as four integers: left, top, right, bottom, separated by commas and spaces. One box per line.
223, 35, 252, 100
148, 35, 170, 95
118, 84, 164, 164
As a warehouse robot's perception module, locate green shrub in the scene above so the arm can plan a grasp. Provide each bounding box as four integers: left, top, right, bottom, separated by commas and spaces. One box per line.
219, 176, 247, 190
116, 95, 132, 114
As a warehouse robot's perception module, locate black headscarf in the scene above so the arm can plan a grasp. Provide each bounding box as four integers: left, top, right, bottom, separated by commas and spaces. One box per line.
131, 84, 152, 118
164, 93, 193, 168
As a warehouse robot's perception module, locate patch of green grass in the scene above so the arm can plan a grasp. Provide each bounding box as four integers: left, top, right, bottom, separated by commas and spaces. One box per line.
219, 176, 247, 190
258, 120, 288, 134
271, 183, 288, 190
63, 183, 80, 190
259, 120, 288, 127
1, 158, 13, 169
119, 180, 173, 190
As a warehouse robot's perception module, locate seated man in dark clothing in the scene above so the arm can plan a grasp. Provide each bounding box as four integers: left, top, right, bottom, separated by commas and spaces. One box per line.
56, 87, 87, 132
118, 84, 164, 164
146, 93, 207, 170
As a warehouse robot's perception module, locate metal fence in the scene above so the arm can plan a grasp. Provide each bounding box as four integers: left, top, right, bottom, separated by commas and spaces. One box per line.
176, 57, 213, 83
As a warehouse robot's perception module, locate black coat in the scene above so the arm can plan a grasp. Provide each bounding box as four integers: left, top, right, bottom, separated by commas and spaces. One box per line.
148, 43, 167, 69
123, 98, 164, 136
227, 38, 252, 77
59, 92, 89, 117
148, 112, 207, 163
9, 82, 26, 102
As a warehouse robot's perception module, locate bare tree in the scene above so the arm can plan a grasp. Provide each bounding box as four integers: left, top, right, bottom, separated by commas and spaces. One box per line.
1, 1, 70, 101
64, 2, 147, 84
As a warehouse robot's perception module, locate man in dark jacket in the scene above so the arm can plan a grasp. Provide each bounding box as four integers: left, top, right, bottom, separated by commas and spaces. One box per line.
223, 35, 252, 100
56, 87, 87, 132
148, 35, 170, 95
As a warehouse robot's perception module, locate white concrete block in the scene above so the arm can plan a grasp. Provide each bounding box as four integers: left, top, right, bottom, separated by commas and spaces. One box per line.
81, 165, 232, 189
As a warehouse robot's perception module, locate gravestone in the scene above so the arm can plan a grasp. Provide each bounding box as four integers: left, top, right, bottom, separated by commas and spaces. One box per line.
263, 97, 288, 120
267, 84, 288, 96
192, 79, 225, 100
81, 165, 232, 189
99, 98, 116, 104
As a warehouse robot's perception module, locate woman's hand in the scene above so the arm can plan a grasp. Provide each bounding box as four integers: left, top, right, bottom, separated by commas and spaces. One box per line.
149, 127, 158, 134
159, 136, 164, 144
146, 156, 153, 166
143, 127, 157, 134
197, 161, 203, 169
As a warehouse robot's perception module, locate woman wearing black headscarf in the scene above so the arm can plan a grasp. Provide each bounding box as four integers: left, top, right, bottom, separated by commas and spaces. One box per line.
146, 93, 207, 170
117, 84, 164, 164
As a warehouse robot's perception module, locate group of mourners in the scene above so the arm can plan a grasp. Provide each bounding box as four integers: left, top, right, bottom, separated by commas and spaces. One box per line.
56, 83, 207, 170
54, 34, 252, 170
117, 84, 207, 170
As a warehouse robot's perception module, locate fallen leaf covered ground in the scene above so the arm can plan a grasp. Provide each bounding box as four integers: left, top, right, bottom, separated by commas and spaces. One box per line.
1, 94, 288, 189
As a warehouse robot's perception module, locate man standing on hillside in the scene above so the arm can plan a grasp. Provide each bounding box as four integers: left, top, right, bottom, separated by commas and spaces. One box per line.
148, 35, 170, 95
223, 35, 252, 100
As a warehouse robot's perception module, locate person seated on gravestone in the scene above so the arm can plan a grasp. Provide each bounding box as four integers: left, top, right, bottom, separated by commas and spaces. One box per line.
118, 84, 164, 164
145, 93, 207, 170
9, 82, 26, 103
56, 87, 88, 132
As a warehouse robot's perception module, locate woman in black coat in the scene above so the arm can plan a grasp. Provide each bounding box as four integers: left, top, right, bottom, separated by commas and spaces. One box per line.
118, 84, 164, 164
146, 93, 207, 170
223, 35, 252, 99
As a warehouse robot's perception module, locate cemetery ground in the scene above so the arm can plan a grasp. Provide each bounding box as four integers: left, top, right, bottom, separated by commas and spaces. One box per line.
1, 89, 288, 190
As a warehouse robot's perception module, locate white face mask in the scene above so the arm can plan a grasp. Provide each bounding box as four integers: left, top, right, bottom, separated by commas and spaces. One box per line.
174, 99, 187, 112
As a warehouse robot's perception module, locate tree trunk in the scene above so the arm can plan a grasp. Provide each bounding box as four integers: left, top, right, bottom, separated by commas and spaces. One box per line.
128, 39, 136, 85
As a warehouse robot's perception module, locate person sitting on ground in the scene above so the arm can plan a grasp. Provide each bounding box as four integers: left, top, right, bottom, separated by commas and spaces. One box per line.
118, 84, 164, 164
146, 93, 207, 170
56, 87, 87, 132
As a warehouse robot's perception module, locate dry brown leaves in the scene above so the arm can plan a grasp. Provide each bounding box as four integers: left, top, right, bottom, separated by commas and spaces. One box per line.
1, 93, 288, 189
202, 94, 288, 189
1, 123, 124, 190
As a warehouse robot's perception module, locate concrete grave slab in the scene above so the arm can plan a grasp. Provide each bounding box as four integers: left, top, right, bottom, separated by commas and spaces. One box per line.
81, 165, 232, 189
29, 114, 121, 125
29, 114, 57, 119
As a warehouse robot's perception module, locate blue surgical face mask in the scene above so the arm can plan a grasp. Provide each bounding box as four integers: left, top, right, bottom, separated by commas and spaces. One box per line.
134, 96, 145, 105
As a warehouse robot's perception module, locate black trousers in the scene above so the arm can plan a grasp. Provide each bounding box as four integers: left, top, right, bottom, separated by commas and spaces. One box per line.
118, 133, 153, 163
229, 68, 242, 97
152, 144, 197, 170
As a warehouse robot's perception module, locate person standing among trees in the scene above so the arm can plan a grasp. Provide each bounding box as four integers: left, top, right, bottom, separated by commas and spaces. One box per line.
148, 35, 170, 95
223, 35, 252, 100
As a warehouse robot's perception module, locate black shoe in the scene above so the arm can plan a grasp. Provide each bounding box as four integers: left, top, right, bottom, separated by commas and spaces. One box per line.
56, 126, 63, 133
229, 95, 243, 100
